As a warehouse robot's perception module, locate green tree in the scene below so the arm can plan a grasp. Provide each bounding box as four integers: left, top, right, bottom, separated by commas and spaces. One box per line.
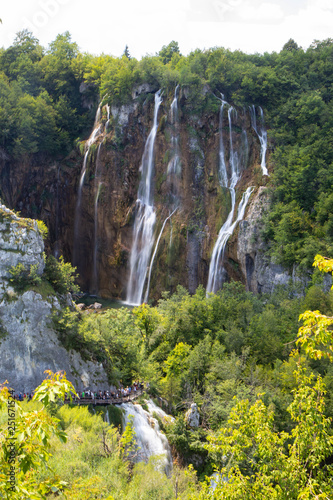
0, 370, 76, 499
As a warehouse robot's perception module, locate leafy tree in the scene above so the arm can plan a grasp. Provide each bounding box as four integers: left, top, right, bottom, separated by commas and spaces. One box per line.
159, 41, 180, 65
44, 255, 79, 294
0, 370, 76, 499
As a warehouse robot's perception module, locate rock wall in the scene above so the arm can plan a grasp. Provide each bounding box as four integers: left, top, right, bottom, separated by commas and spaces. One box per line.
0, 207, 110, 392
0, 85, 292, 301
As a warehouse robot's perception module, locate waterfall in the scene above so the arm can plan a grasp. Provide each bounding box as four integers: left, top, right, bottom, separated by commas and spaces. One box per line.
54, 165, 61, 259
167, 85, 181, 178
91, 142, 103, 294
144, 207, 178, 303
207, 99, 252, 294
121, 400, 172, 475
126, 90, 162, 306
92, 180, 102, 294
250, 105, 268, 176
73, 105, 104, 266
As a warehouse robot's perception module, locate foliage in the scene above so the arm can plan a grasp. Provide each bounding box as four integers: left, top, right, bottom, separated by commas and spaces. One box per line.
44, 255, 79, 295
297, 255, 333, 360
8, 262, 42, 291
36, 220, 48, 240
0, 370, 75, 499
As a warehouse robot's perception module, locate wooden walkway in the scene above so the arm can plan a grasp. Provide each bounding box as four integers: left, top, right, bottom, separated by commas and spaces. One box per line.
66, 388, 144, 406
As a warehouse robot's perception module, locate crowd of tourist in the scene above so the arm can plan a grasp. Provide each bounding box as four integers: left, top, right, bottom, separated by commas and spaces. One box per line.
70, 382, 145, 401
11, 382, 145, 403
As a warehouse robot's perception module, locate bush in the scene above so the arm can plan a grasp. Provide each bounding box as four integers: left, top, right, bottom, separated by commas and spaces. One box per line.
44, 255, 80, 294
8, 262, 42, 292
37, 219, 48, 240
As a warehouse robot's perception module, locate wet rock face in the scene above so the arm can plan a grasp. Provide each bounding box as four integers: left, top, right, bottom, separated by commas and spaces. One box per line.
0, 88, 281, 301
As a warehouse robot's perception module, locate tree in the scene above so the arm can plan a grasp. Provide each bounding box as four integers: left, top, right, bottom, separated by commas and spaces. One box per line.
0, 371, 76, 499
123, 45, 131, 60
192, 255, 333, 499
159, 41, 181, 64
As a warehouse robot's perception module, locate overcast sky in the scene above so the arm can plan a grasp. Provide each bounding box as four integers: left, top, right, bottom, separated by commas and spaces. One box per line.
0, 0, 332, 58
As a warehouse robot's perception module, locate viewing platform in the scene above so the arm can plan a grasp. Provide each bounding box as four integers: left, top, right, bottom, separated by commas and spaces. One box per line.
66, 388, 144, 406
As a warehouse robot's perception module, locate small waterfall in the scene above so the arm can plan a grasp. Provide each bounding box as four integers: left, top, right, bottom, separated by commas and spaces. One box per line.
104, 408, 110, 425
54, 165, 61, 259
167, 85, 181, 178
218, 97, 228, 187
207, 187, 253, 294
144, 207, 178, 303
250, 105, 268, 176
73, 105, 104, 266
121, 400, 172, 475
207, 102, 240, 294
126, 90, 162, 306
92, 181, 102, 294
207, 99, 253, 294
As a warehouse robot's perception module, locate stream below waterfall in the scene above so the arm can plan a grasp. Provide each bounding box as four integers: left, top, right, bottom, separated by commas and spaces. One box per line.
120, 399, 173, 475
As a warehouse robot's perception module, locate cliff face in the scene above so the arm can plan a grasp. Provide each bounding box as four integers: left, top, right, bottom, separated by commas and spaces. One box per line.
0, 85, 291, 302
0, 207, 110, 392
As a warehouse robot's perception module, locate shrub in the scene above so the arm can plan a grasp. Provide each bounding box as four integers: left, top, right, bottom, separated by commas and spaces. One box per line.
8, 262, 42, 291
44, 255, 80, 294
37, 219, 48, 240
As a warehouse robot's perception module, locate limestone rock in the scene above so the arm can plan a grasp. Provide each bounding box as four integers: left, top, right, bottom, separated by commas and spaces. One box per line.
185, 403, 200, 428
237, 187, 306, 293
0, 205, 110, 393
0, 205, 44, 287
0, 290, 109, 393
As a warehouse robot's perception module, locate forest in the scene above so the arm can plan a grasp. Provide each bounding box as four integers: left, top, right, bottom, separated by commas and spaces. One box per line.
1, 31, 333, 498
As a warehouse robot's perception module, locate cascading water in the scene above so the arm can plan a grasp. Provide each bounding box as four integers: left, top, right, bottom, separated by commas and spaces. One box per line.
54, 165, 61, 259
167, 85, 181, 179
207, 100, 253, 294
143, 86, 181, 303
250, 105, 268, 176
73, 105, 104, 266
92, 181, 102, 295
126, 90, 162, 306
121, 400, 172, 475
144, 207, 178, 303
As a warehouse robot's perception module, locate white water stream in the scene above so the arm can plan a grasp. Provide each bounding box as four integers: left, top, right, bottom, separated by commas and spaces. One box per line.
207, 99, 253, 294
126, 90, 162, 305
250, 105, 268, 176
73, 105, 104, 266
121, 400, 173, 475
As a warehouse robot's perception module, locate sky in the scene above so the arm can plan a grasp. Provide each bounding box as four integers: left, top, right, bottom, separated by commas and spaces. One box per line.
0, 0, 332, 58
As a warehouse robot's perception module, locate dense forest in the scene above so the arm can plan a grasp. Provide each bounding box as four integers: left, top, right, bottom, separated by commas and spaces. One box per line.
1, 31, 333, 498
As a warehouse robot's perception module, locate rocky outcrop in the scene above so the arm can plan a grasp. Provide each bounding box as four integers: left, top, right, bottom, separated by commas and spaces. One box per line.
237, 187, 294, 293
0, 290, 109, 392
185, 403, 200, 428
0, 207, 110, 392
0, 205, 44, 280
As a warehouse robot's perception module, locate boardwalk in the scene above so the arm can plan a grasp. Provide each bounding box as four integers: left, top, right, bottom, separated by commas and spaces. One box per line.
66, 388, 145, 406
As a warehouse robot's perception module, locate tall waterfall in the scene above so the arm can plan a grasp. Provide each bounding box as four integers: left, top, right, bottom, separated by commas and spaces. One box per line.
143, 86, 181, 303
73, 105, 104, 266
207, 100, 252, 294
126, 90, 162, 306
250, 105, 268, 176
121, 400, 172, 475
